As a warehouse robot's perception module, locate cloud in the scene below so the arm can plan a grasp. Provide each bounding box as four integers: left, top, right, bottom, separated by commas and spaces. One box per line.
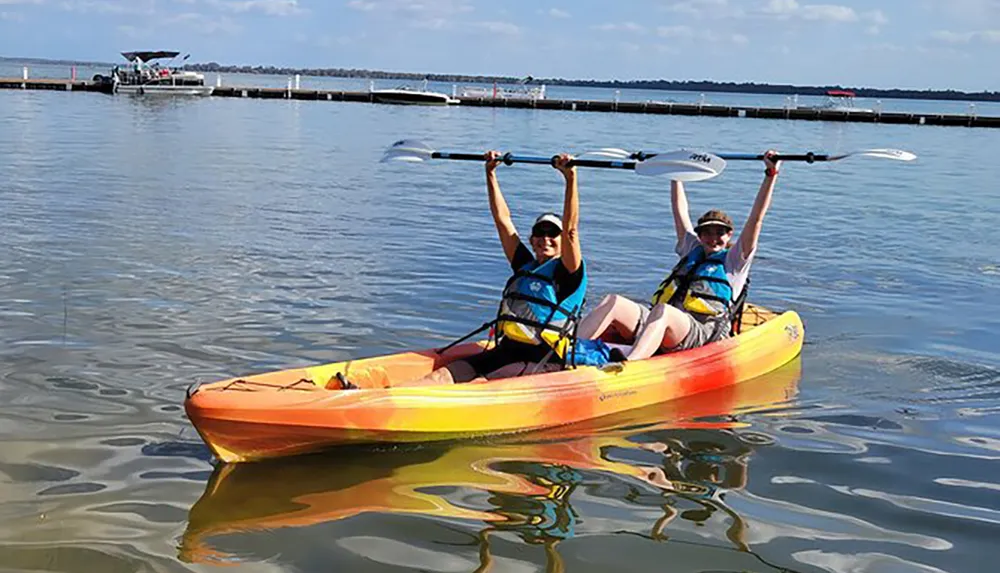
546, 8, 569, 19
407, 16, 517, 35
410, 16, 449, 29
868, 42, 906, 53
592, 21, 645, 33
0, 11, 24, 20
115, 11, 241, 38
656, 24, 748, 45
167, 12, 242, 33
931, 29, 1000, 43
760, 0, 857, 22
58, 0, 156, 14
347, 0, 376, 11
345, 0, 473, 15
863, 9, 888, 25
761, 0, 799, 15
664, 0, 741, 18
471, 20, 520, 35
861, 9, 887, 35
656, 25, 694, 39
214, 0, 304, 16
346, 0, 473, 31
800, 5, 856, 22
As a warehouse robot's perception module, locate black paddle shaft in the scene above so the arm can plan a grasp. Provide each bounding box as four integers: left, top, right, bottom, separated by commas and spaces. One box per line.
430, 151, 637, 170
631, 151, 831, 163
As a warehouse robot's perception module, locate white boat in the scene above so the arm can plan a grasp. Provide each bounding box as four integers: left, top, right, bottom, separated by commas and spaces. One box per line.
800, 90, 873, 112
461, 78, 546, 101
370, 79, 458, 106
98, 51, 213, 96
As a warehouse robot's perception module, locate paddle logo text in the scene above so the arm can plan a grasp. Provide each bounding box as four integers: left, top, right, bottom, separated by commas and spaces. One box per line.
687, 153, 713, 163
785, 324, 801, 341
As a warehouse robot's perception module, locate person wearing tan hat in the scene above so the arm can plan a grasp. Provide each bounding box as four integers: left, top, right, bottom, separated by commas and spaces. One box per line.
396, 150, 587, 386
577, 151, 781, 360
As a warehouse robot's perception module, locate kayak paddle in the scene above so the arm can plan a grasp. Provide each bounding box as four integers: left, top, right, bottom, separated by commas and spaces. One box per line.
589, 147, 917, 163
381, 139, 726, 182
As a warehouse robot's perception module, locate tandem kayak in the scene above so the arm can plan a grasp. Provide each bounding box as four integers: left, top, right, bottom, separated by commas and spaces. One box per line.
184, 304, 803, 463
180, 361, 801, 563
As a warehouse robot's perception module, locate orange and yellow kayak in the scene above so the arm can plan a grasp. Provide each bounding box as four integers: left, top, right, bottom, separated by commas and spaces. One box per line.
183, 304, 803, 463
180, 362, 802, 564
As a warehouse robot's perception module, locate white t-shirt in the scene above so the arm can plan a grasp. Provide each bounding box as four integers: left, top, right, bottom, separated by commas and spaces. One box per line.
675, 232, 754, 300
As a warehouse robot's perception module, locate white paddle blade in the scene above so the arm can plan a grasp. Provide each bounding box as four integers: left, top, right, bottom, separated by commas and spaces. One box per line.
635, 150, 726, 181
577, 147, 632, 161
380, 139, 435, 163
854, 148, 917, 161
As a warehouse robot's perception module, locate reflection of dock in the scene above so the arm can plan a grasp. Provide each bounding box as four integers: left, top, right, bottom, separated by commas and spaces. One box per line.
3, 77, 998, 128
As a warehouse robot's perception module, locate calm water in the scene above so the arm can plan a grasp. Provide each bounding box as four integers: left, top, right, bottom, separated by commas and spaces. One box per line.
1, 81, 999, 573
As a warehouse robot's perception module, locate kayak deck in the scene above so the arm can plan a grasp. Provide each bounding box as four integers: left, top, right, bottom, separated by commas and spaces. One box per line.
184, 304, 803, 462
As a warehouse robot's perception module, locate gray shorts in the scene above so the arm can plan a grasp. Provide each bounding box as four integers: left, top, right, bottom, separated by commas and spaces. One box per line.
633, 305, 729, 354
672, 314, 729, 352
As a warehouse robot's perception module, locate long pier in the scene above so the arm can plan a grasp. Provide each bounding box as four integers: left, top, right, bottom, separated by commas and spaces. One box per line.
3, 77, 998, 128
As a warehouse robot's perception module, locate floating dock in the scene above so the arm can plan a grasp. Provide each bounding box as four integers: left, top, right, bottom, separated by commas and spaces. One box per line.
2, 77, 998, 129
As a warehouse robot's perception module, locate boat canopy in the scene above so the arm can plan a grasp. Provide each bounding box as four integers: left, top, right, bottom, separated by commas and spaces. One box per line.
826, 89, 857, 97
121, 51, 181, 63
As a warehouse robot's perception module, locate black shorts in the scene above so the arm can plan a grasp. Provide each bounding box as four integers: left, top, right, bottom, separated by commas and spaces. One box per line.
463, 339, 554, 378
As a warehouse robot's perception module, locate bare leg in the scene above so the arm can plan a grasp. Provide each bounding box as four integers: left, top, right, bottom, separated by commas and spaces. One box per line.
627, 303, 692, 361
393, 359, 482, 387
576, 294, 646, 340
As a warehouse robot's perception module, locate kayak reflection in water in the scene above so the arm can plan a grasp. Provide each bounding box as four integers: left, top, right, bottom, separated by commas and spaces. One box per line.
471, 429, 764, 571
485, 461, 583, 544
178, 428, 771, 568
577, 152, 782, 360
396, 150, 587, 386
626, 428, 767, 551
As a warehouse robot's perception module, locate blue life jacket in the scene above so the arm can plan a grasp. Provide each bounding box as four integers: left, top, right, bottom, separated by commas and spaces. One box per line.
651, 246, 734, 321
497, 257, 587, 361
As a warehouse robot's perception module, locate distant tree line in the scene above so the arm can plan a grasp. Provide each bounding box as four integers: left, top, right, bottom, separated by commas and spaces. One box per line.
184, 62, 1000, 102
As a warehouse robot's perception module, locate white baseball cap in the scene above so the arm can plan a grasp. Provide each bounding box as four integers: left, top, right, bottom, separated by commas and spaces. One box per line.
532, 212, 563, 234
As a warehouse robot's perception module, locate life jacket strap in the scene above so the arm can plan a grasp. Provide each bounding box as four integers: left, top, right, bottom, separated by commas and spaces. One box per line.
729, 277, 750, 336
526, 308, 582, 373
435, 319, 497, 355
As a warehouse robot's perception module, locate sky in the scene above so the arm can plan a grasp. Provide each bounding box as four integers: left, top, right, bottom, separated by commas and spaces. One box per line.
1, 0, 998, 91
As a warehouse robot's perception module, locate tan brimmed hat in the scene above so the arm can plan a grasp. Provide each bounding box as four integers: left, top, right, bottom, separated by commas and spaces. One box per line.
694, 209, 734, 233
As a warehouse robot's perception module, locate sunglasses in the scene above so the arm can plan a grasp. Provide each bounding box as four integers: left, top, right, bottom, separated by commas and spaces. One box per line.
697, 226, 732, 236
532, 225, 561, 238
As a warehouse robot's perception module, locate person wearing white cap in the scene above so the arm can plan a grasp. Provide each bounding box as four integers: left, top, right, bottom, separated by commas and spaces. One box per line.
577, 151, 782, 360
396, 150, 587, 386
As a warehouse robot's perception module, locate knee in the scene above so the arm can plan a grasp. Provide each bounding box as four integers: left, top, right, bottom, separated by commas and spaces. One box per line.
648, 302, 667, 319
601, 294, 628, 308
651, 304, 688, 328
596, 294, 618, 308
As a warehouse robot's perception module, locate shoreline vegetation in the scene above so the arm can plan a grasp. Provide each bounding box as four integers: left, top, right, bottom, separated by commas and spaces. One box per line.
4, 56, 998, 103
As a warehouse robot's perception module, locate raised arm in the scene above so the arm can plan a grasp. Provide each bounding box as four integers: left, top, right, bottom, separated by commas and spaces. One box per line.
671, 180, 695, 242
485, 150, 521, 264
738, 150, 781, 259
553, 154, 582, 273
